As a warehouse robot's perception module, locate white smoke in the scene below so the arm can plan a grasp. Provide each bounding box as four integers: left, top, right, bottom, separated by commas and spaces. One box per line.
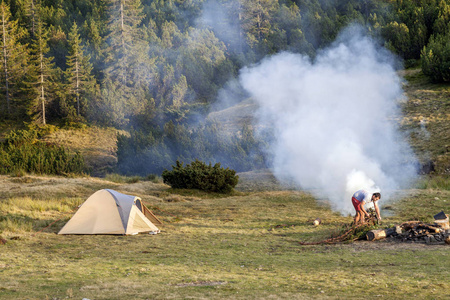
196, 0, 243, 54
239, 26, 418, 215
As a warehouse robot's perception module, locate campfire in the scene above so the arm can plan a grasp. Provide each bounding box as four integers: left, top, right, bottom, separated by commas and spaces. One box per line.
299, 210, 450, 245
367, 211, 450, 244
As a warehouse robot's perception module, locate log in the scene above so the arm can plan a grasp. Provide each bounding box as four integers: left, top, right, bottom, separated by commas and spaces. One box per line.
367, 229, 386, 241
418, 224, 441, 233
367, 228, 396, 241
401, 221, 422, 231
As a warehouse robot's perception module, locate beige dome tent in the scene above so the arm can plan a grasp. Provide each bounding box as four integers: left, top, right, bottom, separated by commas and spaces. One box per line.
58, 189, 162, 235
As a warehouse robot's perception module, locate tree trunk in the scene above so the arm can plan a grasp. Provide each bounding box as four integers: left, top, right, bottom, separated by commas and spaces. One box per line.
1, 7, 10, 115
40, 52, 45, 125
76, 57, 80, 116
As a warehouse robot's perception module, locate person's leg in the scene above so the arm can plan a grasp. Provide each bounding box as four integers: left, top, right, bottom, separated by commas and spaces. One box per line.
352, 197, 361, 224
359, 204, 365, 223
354, 211, 361, 224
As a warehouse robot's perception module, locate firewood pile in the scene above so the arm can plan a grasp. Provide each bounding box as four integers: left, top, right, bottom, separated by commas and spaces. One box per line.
367, 211, 450, 244
391, 221, 448, 243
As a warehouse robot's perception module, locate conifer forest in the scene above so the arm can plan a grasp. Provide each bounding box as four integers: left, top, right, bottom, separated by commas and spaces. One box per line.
0, 0, 449, 175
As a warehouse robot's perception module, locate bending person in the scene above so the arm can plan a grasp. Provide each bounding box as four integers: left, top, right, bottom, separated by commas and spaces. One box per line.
351, 190, 381, 224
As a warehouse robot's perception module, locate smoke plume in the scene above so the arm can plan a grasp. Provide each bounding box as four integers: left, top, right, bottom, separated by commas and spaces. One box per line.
239, 26, 418, 215
196, 0, 243, 54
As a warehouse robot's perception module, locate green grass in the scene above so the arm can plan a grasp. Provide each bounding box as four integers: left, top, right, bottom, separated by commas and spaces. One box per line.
416, 175, 450, 190
0, 174, 449, 299
0, 68, 449, 299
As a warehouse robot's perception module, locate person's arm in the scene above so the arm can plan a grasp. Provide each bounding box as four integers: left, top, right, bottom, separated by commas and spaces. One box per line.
360, 201, 369, 218
374, 201, 381, 220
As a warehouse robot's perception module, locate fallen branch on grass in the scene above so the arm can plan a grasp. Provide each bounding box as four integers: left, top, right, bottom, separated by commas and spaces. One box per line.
299, 223, 369, 245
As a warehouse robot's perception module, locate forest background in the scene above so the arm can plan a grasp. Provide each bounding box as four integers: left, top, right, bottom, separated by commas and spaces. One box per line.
0, 0, 449, 176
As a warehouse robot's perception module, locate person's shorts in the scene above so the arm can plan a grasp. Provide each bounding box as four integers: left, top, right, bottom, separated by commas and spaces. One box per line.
352, 197, 362, 212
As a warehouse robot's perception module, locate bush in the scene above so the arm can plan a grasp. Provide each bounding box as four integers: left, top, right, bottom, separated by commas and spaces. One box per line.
421, 33, 450, 82
0, 129, 86, 175
162, 160, 239, 193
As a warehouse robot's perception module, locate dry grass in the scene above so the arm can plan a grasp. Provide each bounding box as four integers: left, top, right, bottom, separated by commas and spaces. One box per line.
0, 174, 449, 299
41, 126, 127, 176
401, 68, 450, 173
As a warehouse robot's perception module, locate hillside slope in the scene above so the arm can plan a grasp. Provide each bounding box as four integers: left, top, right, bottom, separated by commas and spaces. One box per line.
208, 68, 449, 174
207, 98, 258, 134
400, 69, 450, 173
42, 126, 126, 176
1, 70, 446, 176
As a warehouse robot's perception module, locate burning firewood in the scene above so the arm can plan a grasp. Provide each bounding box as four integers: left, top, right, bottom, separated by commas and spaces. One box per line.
367, 217, 449, 244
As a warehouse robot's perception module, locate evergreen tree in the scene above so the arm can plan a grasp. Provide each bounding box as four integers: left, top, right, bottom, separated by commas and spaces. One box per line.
102, 0, 151, 124
104, 0, 148, 88
240, 0, 278, 50
28, 16, 56, 124
421, 31, 450, 82
180, 28, 227, 102
274, 3, 314, 56
18, 0, 38, 38
64, 21, 95, 118
383, 21, 411, 58
0, 1, 29, 118
433, 0, 450, 35
82, 17, 105, 79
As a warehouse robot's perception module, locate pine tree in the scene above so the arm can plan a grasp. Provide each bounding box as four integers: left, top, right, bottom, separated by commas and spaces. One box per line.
102, 0, 151, 124
180, 29, 227, 101
17, 0, 38, 39
433, 0, 450, 35
65, 21, 95, 118
240, 0, 278, 49
28, 16, 55, 125
82, 17, 105, 79
104, 0, 148, 88
0, 1, 29, 118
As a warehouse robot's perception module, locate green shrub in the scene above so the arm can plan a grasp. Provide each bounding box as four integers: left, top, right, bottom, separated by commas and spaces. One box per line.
421, 33, 450, 82
0, 129, 86, 175
162, 160, 239, 193
146, 174, 161, 183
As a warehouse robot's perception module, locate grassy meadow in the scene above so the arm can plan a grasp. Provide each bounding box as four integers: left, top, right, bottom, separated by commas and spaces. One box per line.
0, 67, 449, 299
0, 173, 449, 300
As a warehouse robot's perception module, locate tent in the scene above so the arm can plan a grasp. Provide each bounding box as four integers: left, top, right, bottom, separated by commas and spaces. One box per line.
58, 189, 162, 235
